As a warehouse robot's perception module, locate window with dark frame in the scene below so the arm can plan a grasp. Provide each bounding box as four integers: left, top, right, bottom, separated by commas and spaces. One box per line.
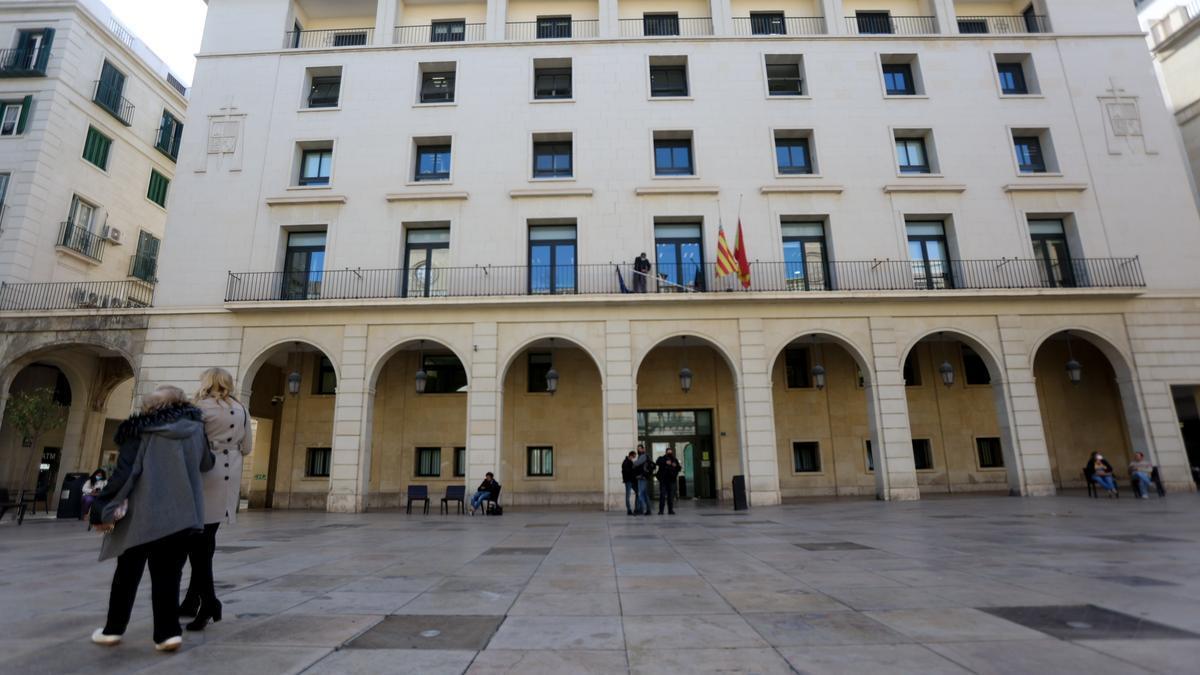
299, 148, 332, 185
650, 64, 688, 97
784, 347, 811, 388
155, 110, 183, 160
527, 446, 554, 476
750, 12, 786, 35
146, 170, 170, 207
308, 75, 341, 108
895, 137, 929, 174
957, 19, 988, 33
529, 224, 577, 295
643, 13, 680, 36
533, 141, 572, 178
415, 143, 451, 181
0, 101, 22, 136
653, 138, 693, 175
528, 352, 552, 392
775, 136, 812, 174
1013, 135, 1047, 173
781, 220, 828, 291
903, 351, 922, 386
766, 62, 804, 96
415, 447, 441, 477
857, 11, 893, 34
131, 230, 160, 282
314, 355, 337, 394
454, 447, 466, 477
82, 126, 112, 169
331, 31, 367, 47
534, 67, 572, 99
912, 439, 934, 470
420, 71, 455, 103
421, 354, 468, 393
997, 62, 1028, 95
961, 345, 992, 385
537, 16, 572, 39
976, 437, 1004, 468
431, 20, 466, 43
305, 447, 331, 477
882, 63, 916, 95
865, 439, 875, 472
792, 441, 821, 472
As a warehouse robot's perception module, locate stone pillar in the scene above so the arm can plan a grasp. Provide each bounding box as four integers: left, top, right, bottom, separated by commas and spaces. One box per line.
487, 0, 509, 41
869, 318, 920, 500
599, 0, 619, 38
709, 0, 732, 35
821, 0, 845, 35
997, 315, 1056, 496
467, 322, 500, 487
738, 319, 780, 506
1126, 378, 1194, 492
931, 0, 957, 34
374, 0, 397, 45
604, 320, 636, 510
328, 324, 368, 513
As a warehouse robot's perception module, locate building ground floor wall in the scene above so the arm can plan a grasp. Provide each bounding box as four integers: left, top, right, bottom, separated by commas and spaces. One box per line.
4, 294, 1200, 512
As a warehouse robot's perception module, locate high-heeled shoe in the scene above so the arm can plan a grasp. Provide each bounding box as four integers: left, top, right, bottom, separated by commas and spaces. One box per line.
185, 599, 222, 631
178, 594, 200, 618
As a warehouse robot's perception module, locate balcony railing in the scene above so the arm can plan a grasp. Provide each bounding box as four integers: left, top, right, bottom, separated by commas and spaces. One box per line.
224, 258, 1144, 303
731, 17, 827, 36
845, 15, 939, 35
92, 80, 134, 126
395, 23, 487, 45
57, 222, 106, 262
0, 280, 153, 312
505, 20, 600, 40
619, 17, 714, 38
284, 27, 375, 49
955, 15, 1050, 34
0, 47, 49, 77
129, 253, 158, 283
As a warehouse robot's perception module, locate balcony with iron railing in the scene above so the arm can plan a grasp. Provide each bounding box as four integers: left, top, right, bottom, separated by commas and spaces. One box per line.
505, 19, 601, 40
0, 47, 50, 77
224, 258, 1145, 303
955, 14, 1050, 34
731, 16, 828, 36
0, 279, 154, 312
395, 22, 487, 45
845, 14, 940, 35
128, 253, 158, 284
619, 16, 714, 37
284, 27, 375, 49
92, 80, 135, 126
56, 222, 106, 263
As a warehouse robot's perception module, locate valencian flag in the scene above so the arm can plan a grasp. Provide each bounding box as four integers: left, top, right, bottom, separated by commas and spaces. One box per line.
733, 219, 752, 288
716, 225, 738, 278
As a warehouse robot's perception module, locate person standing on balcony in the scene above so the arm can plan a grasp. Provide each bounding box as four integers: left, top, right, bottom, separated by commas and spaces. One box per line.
180, 368, 253, 631
633, 253, 651, 293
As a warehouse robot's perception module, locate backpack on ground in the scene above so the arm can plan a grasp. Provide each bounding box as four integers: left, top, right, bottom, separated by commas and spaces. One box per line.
487, 503, 503, 516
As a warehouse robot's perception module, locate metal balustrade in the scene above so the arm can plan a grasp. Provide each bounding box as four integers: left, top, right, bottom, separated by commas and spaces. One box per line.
731, 16, 827, 36
57, 222, 106, 262
395, 23, 487, 45
129, 254, 158, 283
284, 28, 375, 49
92, 80, 135, 126
0, 280, 153, 312
0, 47, 49, 76
845, 15, 940, 35
505, 20, 600, 40
619, 17, 714, 38
955, 15, 1050, 34
224, 258, 1144, 303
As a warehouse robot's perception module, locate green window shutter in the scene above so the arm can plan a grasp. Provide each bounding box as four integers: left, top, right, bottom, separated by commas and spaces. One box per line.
16, 95, 32, 134
82, 126, 111, 169
147, 170, 169, 207
35, 28, 55, 72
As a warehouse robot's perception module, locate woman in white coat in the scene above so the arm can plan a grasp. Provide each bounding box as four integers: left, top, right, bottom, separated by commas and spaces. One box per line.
180, 367, 252, 631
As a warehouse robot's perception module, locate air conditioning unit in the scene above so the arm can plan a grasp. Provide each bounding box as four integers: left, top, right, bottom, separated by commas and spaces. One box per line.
102, 226, 123, 244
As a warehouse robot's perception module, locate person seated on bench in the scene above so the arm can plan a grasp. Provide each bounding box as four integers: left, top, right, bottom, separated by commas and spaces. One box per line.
1087, 452, 1118, 496
470, 473, 500, 515
1129, 452, 1155, 499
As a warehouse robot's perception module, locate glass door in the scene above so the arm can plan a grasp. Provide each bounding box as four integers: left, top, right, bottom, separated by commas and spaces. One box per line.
654, 224, 704, 292
403, 228, 450, 297
782, 221, 828, 291
529, 225, 576, 295
906, 221, 952, 290
18, 31, 44, 69
282, 231, 326, 300
1029, 219, 1074, 288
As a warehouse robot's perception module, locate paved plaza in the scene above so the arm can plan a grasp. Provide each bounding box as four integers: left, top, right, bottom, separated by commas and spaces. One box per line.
2, 494, 1200, 674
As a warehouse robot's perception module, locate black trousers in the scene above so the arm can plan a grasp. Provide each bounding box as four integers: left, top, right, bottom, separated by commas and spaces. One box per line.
658, 479, 678, 513
184, 522, 221, 610
104, 530, 190, 643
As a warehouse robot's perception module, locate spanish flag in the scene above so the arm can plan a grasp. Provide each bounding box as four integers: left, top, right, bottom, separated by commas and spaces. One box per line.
716, 225, 737, 278
734, 219, 751, 289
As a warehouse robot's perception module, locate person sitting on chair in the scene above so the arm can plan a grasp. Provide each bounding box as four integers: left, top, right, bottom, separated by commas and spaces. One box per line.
470, 473, 500, 514
1129, 452, 1155, 499
80, 469, 107, 521
1087, 452, 1118, 496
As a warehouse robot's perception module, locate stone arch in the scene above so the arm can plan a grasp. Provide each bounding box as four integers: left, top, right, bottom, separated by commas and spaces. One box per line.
1027, 326, 1136, 382
498, 334, 606, 388
239, 338, 341, 398
633, 331, 742, 384
766, 329, 876, 386
899, 327, 1007, 384
367, 336, 472, 394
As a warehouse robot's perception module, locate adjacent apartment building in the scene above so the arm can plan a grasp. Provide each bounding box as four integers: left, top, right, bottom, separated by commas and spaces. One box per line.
6, 0, 1200, 513
0, 0, 186, 506
1138, 0, 1200, 198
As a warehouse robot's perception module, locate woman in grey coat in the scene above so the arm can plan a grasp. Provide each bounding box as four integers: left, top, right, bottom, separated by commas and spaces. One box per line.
179, 367, 253, 631
90, 385, 212, 652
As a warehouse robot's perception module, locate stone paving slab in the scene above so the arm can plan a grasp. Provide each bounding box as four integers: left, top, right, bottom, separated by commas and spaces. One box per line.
305, 649, 475, 675
345, 615, 503, 650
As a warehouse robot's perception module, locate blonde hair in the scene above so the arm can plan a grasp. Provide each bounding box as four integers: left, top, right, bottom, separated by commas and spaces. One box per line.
196, 367, 238, 403
141, 385, 189, 414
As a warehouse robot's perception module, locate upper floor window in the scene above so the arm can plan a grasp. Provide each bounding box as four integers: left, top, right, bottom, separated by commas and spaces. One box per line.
419, 64, 455, 103
912, 439, 934, 470
781, 220, 828, 291
528, 353, 552, 392
532, 135, 573, 178
299, 147, 332, 185
750, 12, 786, 35
421, 354, 468, 393
414, 139, 452, 181
534, 59, 572, 99
997, 62, 1027, 95
155, 110, 183, 161
314, 355, 337, 394
0, 98, 29, 136
306, 67, 342, 108
976, 437, 1004, 469
527, 446, 554, 476
130, 230, 160, 283
765, 55, 805, 96
895, 136, 930, 174
643, 13, 680, 36
529, 223, 577, 295
306, 447, 331, 477
82, 126, 112, 170
146, 170, 170, 208
792, 441, 820, 473
3, 28, 54, 76
775, 132, 813, 175
1013, 135, 1046, 173
282, 230, 326, 300
882, 62, 916, 96
537, 16, 572, 39
653, 133, 694, 176
94, 60, 131, 124
856, 11, 892, 34
415, 447, 441, 476
649, 57, 688, 97
431, 20, 466, 43
785, 347, 812, 388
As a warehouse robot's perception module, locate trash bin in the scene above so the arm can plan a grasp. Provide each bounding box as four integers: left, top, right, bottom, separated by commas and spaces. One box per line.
56, 473, 89, 519
731, 475, 748, 511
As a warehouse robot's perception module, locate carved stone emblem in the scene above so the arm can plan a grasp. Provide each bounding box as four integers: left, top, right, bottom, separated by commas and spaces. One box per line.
1099, 79, 1155, 155
199, 100, 246, 172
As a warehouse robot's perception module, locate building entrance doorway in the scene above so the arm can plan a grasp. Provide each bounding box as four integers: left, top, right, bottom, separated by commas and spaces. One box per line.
638, 409, 717, 500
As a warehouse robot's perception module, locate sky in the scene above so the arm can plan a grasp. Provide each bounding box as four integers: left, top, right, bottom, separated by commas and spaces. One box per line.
103, 0, 208, 83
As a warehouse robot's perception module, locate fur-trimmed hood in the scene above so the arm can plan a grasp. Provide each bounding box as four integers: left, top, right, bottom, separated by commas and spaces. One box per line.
114, 403, 204, 445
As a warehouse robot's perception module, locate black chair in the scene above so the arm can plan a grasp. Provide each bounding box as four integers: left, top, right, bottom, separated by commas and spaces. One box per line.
406, 485, 430, 515
1131, 466, 1167, 498
1084, 467, 1118, 499
0, 488, 22, 523
481, 485, 502, 515
20, 485, 49, 515
441, 485, 466, 514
